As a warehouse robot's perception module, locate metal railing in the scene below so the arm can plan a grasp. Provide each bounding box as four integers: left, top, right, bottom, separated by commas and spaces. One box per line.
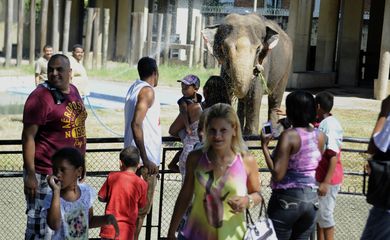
0, 136, 371, 239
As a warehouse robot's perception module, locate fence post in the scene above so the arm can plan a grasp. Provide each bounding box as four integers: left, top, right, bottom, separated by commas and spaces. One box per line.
102, 8, 110, 68
17, 0, 24, 66
52, 0, 60, 53
40, 0, 48, 51
4, 0, 13, 67
146, 13, 154, 57
29, 0, 36, 64
163, 13, 172, 64
155, 13, 164, 65
84, 8, 94, 68
62, 0, 72, 54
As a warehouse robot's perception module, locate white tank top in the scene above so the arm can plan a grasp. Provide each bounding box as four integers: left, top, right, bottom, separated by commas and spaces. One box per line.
124, 79, 162, 166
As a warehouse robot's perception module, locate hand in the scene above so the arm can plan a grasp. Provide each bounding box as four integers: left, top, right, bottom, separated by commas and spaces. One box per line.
47, 175, 61, 192
365, 162, 371, 175
186, 127, 192, 135
260, 131, 273, 147
24, 172, 38, 199
143, 160, 159, 175
275, 108, 286, 116
107, 214, 119, 238
167, 231, 177, 240
227, 196, 249, 214
318, 182, 330, 196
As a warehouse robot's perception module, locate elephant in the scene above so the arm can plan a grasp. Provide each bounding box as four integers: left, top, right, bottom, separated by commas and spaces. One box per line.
202, 13, 293, 135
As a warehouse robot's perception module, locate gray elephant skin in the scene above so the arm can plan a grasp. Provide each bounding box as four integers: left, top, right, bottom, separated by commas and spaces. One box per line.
202, 13, 293, 135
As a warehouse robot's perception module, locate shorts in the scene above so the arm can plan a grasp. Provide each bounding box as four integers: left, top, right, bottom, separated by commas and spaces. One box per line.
23, 171, 53, 239
317, 184, 340, 228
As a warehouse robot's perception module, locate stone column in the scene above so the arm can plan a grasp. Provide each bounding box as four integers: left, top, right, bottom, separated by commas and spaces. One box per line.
375, 0, 390, 99
337, 0, 364, 86
315, 0, 339, 72
287, 0, 314, 72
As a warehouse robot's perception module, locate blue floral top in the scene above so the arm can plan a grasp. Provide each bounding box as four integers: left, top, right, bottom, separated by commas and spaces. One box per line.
42, 183, 96, 240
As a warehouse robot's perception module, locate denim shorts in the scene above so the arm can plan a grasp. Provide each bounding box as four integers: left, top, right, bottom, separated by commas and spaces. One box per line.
268, 187, 319, 240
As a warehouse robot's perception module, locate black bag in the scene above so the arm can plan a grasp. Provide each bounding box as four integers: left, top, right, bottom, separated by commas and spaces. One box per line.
366, 159, 390, 209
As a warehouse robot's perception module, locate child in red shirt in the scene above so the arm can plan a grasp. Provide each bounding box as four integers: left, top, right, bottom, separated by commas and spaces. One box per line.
99, 146, 148, 240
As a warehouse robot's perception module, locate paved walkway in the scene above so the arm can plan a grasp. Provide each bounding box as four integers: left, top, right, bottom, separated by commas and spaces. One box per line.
1, 75, 182, 109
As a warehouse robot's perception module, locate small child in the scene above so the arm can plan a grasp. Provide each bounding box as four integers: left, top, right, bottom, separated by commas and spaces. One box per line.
314, 91, 344, 240
168, 74, 202, 177
44, 147, 119, 239
176, 74, 203, 135
98, 146, 148, 240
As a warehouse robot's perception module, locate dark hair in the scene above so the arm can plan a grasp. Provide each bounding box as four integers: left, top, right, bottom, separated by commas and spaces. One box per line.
43, 44, 53, 50
286, 90, 316, 127
72, 44, 84, 52
315, 91, 334, 113
52, 147, 86, 181
203, 75, 231, 108
137, 57, 158, 80
119, 146, 140, 168
48, 54, 70, 68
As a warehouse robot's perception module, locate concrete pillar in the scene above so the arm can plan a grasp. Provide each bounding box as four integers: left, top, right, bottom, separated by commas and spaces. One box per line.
379, 0, 390, 70
315, 0, 339, 72
365, 0, 386, 83
176, 0, 189, 45
115, 0, 130, 60
338, 0, 364, 86
287, 0, 314, 72
375, 0, 390, 98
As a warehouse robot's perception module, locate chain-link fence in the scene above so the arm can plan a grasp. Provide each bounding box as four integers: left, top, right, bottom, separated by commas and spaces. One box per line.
0, 137, 371, 239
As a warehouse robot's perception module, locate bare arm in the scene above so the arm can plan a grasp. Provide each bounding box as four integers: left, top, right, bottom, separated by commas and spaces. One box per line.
46, 176, 62, 230
131, 87, 158, 175
22, 123, 39, 199
35, 73, 40, 86
318, 154, 337, 196
169, 114, 185, 137
261, 130, 295, 182
227, 153, 262, 213
89, 208, 119, 237
368, 96, 390, 154
167, 150, 200, 239
179, 102, 191, 134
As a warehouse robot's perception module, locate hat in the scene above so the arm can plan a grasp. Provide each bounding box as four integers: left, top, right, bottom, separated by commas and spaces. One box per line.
177, 75, 200, 89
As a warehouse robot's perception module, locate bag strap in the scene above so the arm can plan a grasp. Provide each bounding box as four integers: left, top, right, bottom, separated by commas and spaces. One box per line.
246, 208, 255, 225
258, 193, 268, 219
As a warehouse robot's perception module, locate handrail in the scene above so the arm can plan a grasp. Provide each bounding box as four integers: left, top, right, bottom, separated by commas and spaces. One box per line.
0, 136, 370, 145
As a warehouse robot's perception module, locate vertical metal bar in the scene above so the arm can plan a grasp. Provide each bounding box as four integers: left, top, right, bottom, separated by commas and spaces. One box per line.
157, 148, 167, 239
145, 206, 152, 240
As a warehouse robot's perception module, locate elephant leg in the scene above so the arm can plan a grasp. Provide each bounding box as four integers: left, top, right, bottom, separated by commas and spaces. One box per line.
268, 84, 285, 128
243, 78, 262, 135
237, 99, 246, 132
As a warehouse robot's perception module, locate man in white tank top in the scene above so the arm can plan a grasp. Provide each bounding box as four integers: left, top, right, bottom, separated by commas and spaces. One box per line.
124, 57, 161, 239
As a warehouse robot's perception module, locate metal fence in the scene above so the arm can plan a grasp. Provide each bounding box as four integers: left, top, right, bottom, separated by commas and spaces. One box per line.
0, 136, 371, 239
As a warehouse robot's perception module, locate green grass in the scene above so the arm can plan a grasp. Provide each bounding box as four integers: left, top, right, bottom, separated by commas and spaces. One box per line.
88, 63, 220, 87
16, 61, 220, 87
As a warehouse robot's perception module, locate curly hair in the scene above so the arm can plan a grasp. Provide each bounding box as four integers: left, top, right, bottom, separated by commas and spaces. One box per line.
202, 75, 231, 109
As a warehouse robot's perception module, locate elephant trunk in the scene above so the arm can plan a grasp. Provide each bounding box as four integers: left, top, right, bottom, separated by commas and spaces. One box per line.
229, 41, 256, 99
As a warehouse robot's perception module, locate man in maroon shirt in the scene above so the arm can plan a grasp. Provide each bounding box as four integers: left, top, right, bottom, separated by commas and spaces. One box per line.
22, 54, 87, 239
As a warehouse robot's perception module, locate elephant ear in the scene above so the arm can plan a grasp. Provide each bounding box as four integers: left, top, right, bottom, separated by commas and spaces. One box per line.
201, 25, 219, 56
265, 26, 279, 49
